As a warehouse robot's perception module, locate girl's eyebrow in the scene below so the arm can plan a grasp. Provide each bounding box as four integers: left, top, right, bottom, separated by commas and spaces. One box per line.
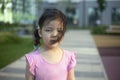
46, 27, 63, 30
45, 26, 53, 29
45, 24, 53, 28
57, 27, 63, 29
45, 24, 63, 29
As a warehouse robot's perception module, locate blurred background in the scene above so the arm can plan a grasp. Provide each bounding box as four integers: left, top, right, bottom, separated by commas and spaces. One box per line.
0, 0, 120, 27
0, 0, 120, 80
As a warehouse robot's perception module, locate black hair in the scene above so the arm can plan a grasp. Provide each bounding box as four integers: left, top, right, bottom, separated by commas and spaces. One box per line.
34, 8, 67, 48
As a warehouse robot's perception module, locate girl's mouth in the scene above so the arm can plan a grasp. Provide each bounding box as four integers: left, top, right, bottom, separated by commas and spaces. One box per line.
50, 40, 57, 44
50, 32, 63, 44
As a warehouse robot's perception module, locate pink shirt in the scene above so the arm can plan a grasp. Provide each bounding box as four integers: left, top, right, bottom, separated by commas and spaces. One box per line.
25, 49, 76, 80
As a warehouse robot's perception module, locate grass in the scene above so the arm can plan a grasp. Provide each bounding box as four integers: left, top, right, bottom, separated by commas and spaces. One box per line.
0, 33, 33, 69
93, 35, 120, 47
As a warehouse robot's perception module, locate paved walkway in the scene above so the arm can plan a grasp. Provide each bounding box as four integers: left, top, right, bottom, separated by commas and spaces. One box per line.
0, 30, 108, 80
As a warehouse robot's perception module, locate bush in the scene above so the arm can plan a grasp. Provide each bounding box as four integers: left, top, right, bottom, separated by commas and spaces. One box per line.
89, 26, 107, 34
0, 22, 20, 32
0, 32, 22, 44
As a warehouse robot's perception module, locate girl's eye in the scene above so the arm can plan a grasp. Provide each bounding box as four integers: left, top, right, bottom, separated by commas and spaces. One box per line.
45, 29, 52, 32
58, 30, 63, 33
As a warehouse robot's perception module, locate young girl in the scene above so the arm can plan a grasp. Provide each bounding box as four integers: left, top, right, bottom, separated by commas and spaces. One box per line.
25, 8, 76, 80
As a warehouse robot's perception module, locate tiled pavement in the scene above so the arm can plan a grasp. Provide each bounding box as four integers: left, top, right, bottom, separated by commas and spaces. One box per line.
0, 30, 108, 80
61, 30, 108, 80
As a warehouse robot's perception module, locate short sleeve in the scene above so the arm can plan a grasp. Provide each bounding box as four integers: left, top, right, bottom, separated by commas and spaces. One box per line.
25, 54, 35, 75
67, 52, 76, 71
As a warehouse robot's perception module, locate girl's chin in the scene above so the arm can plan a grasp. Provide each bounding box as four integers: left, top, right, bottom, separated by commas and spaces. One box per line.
48, 42, 60, 48
43, 41, 60, 49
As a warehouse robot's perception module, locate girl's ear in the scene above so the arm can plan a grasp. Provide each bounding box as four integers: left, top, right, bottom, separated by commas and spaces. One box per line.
38, 29, 42, 37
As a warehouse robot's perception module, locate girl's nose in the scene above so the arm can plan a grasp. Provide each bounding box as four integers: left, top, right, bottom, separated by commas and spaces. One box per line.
52, 30, 58, 37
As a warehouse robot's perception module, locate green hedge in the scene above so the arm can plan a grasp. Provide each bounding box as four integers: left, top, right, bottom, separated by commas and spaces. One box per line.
89, 26, 107, 34
66, 25, 107, 35
0, 32, 22, 44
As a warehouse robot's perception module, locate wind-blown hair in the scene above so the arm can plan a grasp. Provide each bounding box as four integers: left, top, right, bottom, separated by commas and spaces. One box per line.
34, 8, 67, 48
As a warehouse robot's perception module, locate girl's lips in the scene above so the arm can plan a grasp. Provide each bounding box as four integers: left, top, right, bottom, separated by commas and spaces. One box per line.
50, 39, 58, 44
50, 32, 63, 44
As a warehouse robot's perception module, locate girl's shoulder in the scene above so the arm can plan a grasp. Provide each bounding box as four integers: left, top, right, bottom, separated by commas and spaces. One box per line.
62, 49, 76, 59
25, 50, 39, 58
63, 49, 76, 55
63, 49, 76, 71
25, 50, 39, 75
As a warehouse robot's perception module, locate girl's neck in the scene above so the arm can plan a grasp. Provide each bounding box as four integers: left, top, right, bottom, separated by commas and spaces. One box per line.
40, 45, 60, 54
39, 45, 63, 64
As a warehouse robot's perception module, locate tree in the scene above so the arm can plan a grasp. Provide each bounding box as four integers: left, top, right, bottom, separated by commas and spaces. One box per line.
97, 0, 107, 25
97, 0, 106, 12
0, 0, 5, 14
0, 0, 11, 14
0, 0, 12, 23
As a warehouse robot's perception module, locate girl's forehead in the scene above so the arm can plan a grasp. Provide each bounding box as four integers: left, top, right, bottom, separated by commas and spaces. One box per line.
44, 19, 63, 28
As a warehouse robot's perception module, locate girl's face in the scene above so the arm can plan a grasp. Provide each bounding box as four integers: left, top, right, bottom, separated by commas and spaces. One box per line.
39, 19, 64, 49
